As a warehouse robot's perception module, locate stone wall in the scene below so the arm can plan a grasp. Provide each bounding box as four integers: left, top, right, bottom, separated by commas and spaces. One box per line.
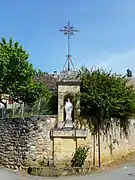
51, 119, 135, 166
90, 119, 135, 165
0, 115, 57, 168
0, 115, 135, 168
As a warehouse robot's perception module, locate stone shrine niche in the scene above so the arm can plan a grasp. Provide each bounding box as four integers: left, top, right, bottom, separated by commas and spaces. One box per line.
63, 93, 74, 123
57, 71, 80, 128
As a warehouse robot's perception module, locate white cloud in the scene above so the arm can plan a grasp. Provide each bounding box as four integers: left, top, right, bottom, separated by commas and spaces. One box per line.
95, 48, 135, 75
75, 47, 135, 76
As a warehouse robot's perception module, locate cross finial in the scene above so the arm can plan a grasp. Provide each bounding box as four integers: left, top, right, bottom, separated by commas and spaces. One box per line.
58, 21, 79, 71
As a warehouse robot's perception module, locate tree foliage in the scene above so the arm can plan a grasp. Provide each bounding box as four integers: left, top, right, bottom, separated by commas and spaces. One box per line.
34, 90, 58, 115
71, 146, 89, 167
76, 67, 135, 135
0, 37, 49, 106
35, 70, 58, 115
127, 68, 132, 77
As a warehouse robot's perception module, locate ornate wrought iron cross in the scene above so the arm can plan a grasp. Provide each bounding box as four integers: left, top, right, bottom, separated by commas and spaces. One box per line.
58, 21, 79, 71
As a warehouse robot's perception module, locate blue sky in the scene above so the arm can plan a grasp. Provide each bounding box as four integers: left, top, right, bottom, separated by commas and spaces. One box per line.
0, 0, 135, 75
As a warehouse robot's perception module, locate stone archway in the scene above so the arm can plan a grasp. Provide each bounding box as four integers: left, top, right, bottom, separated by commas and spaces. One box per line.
63, 93, 74, 122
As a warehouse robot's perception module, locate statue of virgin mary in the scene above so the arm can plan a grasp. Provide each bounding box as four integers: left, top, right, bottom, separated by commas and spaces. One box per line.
64, 98, 73, 122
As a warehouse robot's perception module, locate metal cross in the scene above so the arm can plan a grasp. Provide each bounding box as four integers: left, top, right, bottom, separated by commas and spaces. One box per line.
58, 21, 79, 71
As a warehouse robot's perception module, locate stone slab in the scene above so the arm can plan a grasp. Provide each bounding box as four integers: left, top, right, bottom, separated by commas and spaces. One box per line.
50, 129, 88, 138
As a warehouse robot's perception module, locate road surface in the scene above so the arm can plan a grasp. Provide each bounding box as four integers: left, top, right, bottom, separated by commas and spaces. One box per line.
0, 162, 135, 180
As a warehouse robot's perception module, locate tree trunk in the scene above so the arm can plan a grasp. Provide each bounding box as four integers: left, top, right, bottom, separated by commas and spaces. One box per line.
93, 134, 96, 166
97, 109, 103, 168
97, 124, 101, 168
75, 123, 77, 151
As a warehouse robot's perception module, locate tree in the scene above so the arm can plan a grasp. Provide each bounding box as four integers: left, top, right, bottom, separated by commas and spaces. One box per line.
75, 67, 135, 167
0, 37, 49, 109
36, 91, 57, 115
127, 68, 132, 77
34, 70, 58, 115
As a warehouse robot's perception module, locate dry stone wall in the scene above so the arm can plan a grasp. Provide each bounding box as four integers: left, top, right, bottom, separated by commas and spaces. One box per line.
0, 115, 57, 168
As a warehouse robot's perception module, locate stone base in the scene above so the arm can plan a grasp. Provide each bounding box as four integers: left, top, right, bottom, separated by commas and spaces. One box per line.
57, 121, 74, 129
28, 166, 91, 177
64, 121, 73, 128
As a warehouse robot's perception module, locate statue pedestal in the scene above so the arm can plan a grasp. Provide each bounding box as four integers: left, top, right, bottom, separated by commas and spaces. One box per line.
50, 126, 88, 166
51, 128, 88, 138
64, 119, 73, 128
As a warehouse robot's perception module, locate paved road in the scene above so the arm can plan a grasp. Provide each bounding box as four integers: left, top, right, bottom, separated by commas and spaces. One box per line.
1, 162, 135, 180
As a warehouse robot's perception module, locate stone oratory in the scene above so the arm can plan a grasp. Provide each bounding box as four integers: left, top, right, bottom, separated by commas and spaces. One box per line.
50, 21, 88, 164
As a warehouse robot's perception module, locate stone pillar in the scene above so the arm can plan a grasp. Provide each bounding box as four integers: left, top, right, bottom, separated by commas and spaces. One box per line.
58, 89, 64, 125
57, 80, 80, 128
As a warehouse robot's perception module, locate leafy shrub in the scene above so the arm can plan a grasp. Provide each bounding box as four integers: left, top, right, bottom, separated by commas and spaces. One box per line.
71, 146, 89, 167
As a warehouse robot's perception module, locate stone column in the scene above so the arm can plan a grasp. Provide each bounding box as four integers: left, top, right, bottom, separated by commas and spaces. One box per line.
58, 90, 64, 128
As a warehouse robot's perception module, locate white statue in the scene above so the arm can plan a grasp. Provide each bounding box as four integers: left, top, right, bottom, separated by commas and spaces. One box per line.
0, 103, 4, 109
64, 98, 73, 125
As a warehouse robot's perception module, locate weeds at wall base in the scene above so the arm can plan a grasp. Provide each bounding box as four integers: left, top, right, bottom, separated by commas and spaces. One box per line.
25, 151, 135, 177
26, 166, 98, 177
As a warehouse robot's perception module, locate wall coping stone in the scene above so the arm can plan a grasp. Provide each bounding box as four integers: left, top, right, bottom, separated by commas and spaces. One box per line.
0, 115, 58, 120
